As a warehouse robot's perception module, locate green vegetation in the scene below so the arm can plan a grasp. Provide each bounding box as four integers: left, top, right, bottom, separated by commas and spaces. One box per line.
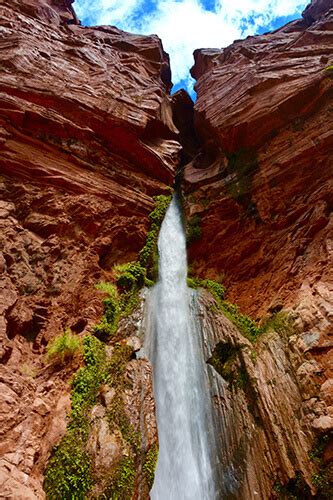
71, 336, 106, 423
100, 457, 135, 500
188, 277, 295, 343
101, 344, 141, 498
44, 335, 105, 499
220, 301, 261, 343
186, 214, 202, 244
44, 338, 141, 499
309, 432, 333, 499
46, 328, 81, 365
93, 283, 120, 340
324, 65, 333, 73
139, 194, 171, 281
207, 342, 240, 382
260, 311, 295, 337
93, 267, 143, 341
45, 195, 171, 498
44, 432, 92, 500
114, 261, 145, 290
143, 443, 159, 489
94, 195, 171, 341
187, 277, 225, 303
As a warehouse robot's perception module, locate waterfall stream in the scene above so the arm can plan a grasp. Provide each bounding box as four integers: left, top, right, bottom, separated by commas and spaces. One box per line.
145, 195, 217, 499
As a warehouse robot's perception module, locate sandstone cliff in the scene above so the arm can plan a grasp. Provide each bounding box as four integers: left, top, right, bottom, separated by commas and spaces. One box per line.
181, 1, 333, 496
0, 0, 332, 498
0, 0, 179, 497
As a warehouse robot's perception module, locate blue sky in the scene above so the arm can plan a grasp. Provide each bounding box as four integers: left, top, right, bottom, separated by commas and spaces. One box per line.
74, 0, 309, 97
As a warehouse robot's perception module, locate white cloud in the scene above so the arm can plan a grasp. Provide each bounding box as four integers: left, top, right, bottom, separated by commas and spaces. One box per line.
74, 0, 308, 92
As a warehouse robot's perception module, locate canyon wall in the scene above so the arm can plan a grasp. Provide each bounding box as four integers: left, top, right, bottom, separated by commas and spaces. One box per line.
183, 4, 333, 494
0, 0, 332, 498
0, 0, 178, 497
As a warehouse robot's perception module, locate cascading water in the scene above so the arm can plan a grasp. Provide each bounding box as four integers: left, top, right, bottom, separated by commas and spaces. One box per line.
145, 194, 217, 499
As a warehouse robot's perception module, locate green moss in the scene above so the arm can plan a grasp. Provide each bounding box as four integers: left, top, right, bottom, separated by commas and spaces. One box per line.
107, 393, 140, 453
220, 301, 261, 343
106, 344, 133, 387
100, 344, 139, 498
44, 431, 92, 500
106, 344, 140, 450
250, 350, 258, 363
46, 328, 81, 365
186, 214, 202, 244
99, 457, 135, 500
44, 336, 106, 499
143, 443, 159, 489
139, 195, 171, 281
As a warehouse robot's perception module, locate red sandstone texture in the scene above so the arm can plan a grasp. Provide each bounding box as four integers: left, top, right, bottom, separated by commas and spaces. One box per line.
184, 2, 333, 486
0, 1, 177, 497
185, 0, 333, 337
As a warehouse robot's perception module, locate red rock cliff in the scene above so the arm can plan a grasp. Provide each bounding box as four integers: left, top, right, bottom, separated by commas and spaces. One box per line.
1, 0, 333, 497
0, 0, 179, 497
184, 0, 332, 356
183, 2, 333, 495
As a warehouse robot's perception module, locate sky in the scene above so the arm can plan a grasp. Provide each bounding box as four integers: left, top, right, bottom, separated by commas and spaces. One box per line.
74, 0, 309, 97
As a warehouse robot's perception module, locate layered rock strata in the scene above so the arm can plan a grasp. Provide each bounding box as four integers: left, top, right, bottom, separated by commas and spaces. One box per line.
194, 290, 332, 499
181, 1, 333, 496
185, 0, 333, 318
0, 1, 177, 497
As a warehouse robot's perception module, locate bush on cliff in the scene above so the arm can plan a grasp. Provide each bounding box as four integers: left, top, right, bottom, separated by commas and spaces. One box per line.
46, 328, 81, 365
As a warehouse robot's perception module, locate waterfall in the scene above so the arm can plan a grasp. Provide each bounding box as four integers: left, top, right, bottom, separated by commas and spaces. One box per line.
145, 195, 217, 499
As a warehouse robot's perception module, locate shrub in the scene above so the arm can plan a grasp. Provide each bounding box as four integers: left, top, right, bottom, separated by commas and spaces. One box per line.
93, 283, 120, 339
220, 301, 261, 343
260, 311, 295, 336
46, 328, 81, 365
44, 431, 92, 500
114, 262, 145, 290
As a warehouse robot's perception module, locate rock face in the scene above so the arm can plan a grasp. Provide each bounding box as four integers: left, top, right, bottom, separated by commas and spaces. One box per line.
1, 0, 332, 498
194, 290, 333, 499
182, 1, 333, 496
184, 0, 333, 387
0, 0, 176, 497
186, 0, 332, 312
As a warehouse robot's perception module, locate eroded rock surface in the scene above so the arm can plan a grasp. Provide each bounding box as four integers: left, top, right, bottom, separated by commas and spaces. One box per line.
0, 0, 175, 496
184, 2, 333, 415
195, 290, 332, 499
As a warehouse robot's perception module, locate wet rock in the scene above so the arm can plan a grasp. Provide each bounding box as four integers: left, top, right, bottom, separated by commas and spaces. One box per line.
88, 404, 123, 471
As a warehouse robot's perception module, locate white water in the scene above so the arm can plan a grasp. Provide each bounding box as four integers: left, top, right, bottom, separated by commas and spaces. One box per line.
145, 195, 216, 500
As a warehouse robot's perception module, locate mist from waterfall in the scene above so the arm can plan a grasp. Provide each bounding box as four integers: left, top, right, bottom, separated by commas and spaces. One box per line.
145, 194, 217, 500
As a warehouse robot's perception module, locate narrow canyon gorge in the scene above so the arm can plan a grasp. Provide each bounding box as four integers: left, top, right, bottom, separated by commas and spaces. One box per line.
0, 0, 332, 498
